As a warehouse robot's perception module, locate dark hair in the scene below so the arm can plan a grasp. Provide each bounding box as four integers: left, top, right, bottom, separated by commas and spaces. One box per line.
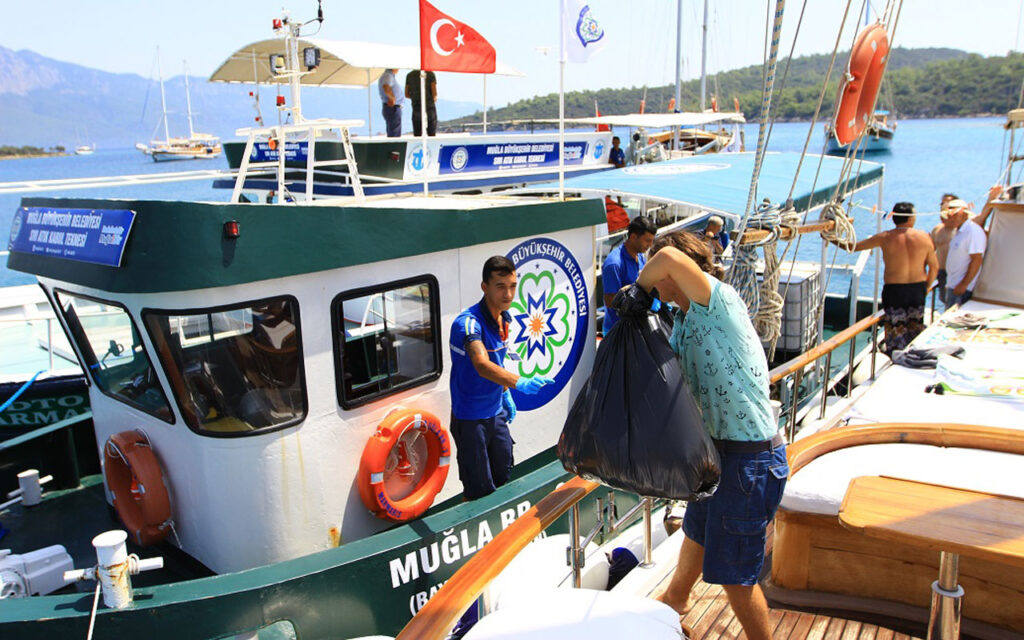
482, 255, 516, 283
651, 231, 725, 279
942, 193, 959, 201
891, 201, 915, 225
612, 136, 620, 143
627, 216, 657, 238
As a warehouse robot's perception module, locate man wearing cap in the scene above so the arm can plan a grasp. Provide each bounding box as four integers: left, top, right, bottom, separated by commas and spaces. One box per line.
836, 202, 937, 354
930, 193, 959, 291
941, 198, 987, 309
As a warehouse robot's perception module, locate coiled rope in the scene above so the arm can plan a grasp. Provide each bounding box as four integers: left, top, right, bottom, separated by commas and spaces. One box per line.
819, 202, 856, 250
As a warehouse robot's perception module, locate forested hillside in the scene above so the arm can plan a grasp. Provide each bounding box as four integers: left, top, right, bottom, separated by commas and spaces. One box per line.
445, 48, 1024, 126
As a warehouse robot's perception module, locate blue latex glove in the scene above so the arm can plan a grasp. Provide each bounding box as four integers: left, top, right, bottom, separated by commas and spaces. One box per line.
515, 376, 555, 394
650, 297, 662, 313
502, 388, 517, 423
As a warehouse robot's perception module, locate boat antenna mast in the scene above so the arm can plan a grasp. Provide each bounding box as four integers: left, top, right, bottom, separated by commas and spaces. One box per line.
272, 1, 325, 125
157, 47, 170, 143
183, 61, 196, 139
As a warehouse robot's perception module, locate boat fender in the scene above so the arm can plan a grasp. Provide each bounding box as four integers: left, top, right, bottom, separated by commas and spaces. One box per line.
832, 23, 889, 146
103, 430, 172, 546
357, 409, 450, 522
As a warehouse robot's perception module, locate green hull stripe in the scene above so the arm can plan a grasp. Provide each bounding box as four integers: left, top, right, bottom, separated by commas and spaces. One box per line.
0, 457, 587, 639
7, 197, 604, 293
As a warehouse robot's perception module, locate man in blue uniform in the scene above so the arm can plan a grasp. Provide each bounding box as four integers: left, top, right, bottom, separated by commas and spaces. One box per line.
449, 256, 553, 499
378, 68, 403, 138
601, 216, 657, 334
609, 136, 626, 168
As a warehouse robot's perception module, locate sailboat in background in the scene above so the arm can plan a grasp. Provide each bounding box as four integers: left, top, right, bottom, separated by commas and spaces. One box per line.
136, 52, 222, 162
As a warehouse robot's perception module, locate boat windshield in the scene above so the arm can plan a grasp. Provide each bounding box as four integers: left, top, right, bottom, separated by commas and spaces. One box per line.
54, 291, 173, 422
143, 297, 306, 436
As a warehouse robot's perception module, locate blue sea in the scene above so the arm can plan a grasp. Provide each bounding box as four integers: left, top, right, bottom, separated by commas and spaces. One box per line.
0, 116, 1011, 296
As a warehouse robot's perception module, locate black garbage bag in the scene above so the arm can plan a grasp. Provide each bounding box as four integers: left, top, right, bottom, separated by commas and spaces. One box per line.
558, 312, 720, 501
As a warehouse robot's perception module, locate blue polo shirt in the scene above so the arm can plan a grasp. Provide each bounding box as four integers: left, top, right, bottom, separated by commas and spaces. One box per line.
609, 146, 626, 167
602, 243, 646, 333
450, 299, 511, 420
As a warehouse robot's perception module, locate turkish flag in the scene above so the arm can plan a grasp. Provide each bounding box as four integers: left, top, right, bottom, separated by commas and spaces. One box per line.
419, 0, 496, 73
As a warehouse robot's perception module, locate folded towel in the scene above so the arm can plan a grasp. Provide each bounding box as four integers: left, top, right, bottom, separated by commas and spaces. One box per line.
892, 344, 966, 369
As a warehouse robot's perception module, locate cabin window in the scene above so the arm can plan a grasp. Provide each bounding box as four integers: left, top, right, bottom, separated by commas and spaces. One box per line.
143, 297, 307, 437
53, 291, 173, 423
333, 276, 441, 408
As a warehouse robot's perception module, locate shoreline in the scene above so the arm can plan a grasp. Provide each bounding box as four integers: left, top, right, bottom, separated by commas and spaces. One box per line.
0, 153, 69, 161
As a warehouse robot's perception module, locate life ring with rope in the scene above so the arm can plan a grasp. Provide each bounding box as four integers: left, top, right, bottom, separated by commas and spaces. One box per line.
104, 430, 172, 546
833, 23, 889, 146
357, 408, 451, 522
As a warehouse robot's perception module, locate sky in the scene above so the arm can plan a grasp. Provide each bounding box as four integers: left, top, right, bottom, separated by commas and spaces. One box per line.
4, 0, 1024, 109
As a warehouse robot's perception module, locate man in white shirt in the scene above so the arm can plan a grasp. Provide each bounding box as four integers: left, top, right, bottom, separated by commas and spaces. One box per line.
940, 198, 987, 308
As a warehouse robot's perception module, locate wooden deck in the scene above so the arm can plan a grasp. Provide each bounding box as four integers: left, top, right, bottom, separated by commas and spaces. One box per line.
649, 575, 922, 640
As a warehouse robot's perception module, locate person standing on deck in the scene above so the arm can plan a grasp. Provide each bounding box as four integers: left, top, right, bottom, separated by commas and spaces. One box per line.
405, 70, 438, 137
941, 198, 988, 309
930, 192, 959, 291
601, 216, 657, 335
834, 202, 937, 354
378, 68, 403, 138
449, 256, 553, 499
612, 231, 787, 640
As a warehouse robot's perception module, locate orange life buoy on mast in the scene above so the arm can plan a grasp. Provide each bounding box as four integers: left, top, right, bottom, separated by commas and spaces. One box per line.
833, 23, 889, 146
357, 408, 451, 522
104, 430, 172, 546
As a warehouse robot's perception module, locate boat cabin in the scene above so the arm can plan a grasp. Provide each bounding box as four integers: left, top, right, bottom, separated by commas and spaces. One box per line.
5, 192, 604, 575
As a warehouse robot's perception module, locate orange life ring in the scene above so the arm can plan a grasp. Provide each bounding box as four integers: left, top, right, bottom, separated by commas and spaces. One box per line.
357, 409, 451, 522
833, 23, 889, 146
104, 430, 172, 546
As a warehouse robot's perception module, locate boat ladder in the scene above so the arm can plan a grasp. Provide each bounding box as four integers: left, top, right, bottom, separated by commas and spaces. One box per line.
231, 118, 365, 204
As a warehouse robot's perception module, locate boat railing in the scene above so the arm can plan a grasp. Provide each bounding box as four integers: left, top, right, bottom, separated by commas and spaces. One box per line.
769, 309, 885, 442
0, 313, 60, 373
231, 118, 366, 204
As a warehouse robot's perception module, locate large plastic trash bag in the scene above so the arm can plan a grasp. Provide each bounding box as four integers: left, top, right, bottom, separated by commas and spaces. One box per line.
558, 312, 720, 501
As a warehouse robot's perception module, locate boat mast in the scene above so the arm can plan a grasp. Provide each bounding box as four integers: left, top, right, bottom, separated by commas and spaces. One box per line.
157, 48, 170, 143
674, 0, 682, 112
700, 0, 708, 111
184, 62, 196, 139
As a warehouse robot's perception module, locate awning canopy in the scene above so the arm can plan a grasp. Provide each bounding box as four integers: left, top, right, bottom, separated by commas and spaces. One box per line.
519, 152, 884, 217
209, 38, 525, 87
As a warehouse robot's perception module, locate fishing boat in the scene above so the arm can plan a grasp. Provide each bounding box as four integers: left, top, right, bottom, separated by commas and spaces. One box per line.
208, 32, 614, 199
137, 53, 223, 162
826, 110, 895, 154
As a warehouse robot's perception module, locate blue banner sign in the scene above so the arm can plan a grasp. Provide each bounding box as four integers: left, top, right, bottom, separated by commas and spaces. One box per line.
438, 141, 589, 175
248, 141, 308, 163
8, 207, 136, 267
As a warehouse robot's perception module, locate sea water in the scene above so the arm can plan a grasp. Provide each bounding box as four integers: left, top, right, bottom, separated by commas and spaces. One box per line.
0, 117, 1011, 296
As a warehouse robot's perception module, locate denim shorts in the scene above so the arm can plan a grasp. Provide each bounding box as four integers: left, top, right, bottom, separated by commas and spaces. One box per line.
682, 445, 789, 585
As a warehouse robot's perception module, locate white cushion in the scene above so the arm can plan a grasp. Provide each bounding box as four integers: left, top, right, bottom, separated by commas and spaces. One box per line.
466, 588, 683, 639
782, 443, 1024, 516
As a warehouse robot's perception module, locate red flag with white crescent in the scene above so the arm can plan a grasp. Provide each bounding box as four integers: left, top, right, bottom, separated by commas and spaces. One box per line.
419, 0, 496, 73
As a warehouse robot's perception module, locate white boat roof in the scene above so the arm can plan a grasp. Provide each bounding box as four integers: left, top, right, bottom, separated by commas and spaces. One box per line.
210, 38, 525, 87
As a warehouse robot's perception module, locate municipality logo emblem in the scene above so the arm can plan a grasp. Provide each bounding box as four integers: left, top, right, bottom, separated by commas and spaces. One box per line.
507, 237, 589, 411
594, 141, 605, 159
575, 5, 604, 47
9, 209, 23, 248
407, 143, 431, 174
450, 146, 469, 172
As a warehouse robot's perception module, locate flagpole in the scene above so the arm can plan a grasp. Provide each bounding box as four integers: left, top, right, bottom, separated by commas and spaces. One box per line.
558, 0, 566, 201
482, 75, 488, 134
420, 70, 429, 196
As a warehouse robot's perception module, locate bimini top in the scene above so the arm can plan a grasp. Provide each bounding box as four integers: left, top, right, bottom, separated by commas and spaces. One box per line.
520, 151, 884, 216
210, 38, 524, 87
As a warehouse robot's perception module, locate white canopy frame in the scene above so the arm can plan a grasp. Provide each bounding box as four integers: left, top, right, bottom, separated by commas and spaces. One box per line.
210, 38, 524, 136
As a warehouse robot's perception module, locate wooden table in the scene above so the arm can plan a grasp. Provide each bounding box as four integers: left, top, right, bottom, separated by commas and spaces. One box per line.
838, 476, 1024, 640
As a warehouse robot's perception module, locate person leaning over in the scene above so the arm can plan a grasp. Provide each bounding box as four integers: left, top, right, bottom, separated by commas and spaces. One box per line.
941, 198, 987, 309
613, 231, 786, 640
702, 215, 728, 257
838, 202, 937, 354
448, 256, 553, 500
601, 216, 657, 335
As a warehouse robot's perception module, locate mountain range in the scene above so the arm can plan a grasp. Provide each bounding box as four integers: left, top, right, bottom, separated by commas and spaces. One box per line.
0, 46, 481, 148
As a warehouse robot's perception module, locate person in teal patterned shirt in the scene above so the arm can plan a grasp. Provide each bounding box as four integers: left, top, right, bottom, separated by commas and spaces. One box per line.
613, 231, 787, 640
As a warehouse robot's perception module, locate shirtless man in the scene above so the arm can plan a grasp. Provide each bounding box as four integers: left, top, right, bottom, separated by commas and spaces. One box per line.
929, 192, 958, 291
842, 202, 938, 354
